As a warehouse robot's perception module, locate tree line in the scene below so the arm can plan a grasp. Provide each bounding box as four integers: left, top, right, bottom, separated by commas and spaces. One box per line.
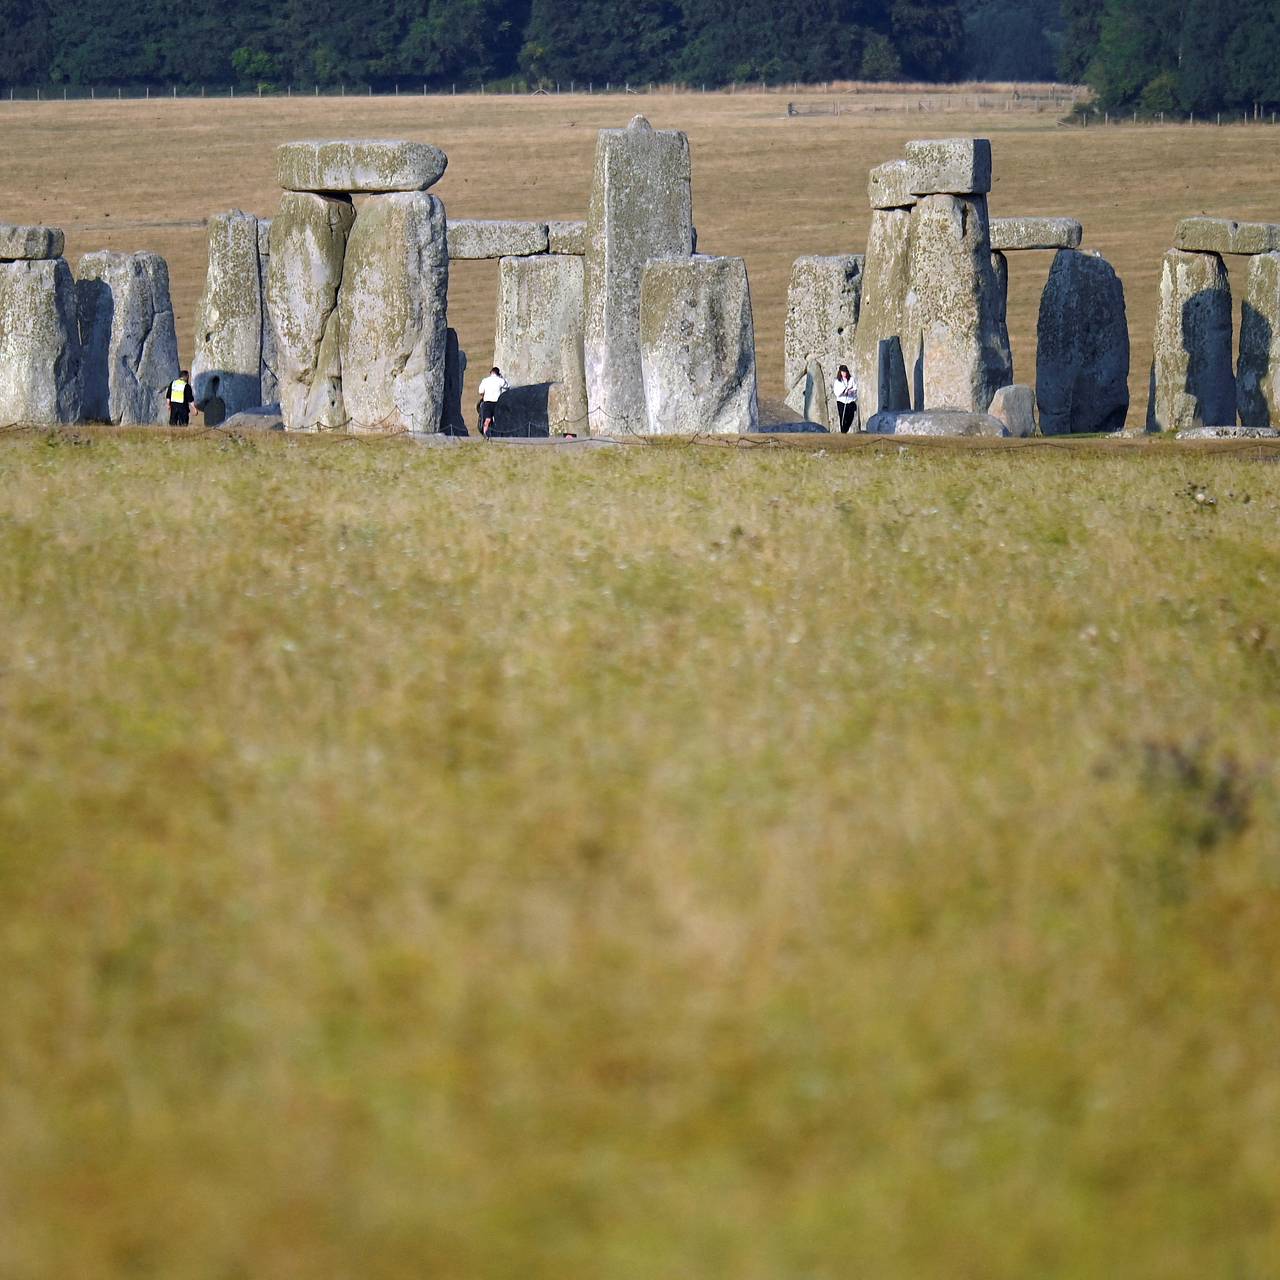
3, 0, 1274, 116
0, 0, 1064, 92
1063, 0, 1280, 115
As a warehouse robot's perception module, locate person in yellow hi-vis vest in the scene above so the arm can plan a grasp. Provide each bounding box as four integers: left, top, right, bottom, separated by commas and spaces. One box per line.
166, 370, 200, 427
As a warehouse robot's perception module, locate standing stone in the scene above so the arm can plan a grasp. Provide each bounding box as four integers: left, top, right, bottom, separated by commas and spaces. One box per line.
991, 250, 1009, 330
267, 192, 355, 431
988, 383, 1037, 437
639, 255, 758, 436
1237, 251, 1280, 429
908, 193, 1012, 412
257, 219, 278, 406
193, 211, 266, 414
494, 254, 587, 435
0, 258, 82, 425
440, 328, 468, 435
852, 207, 915, 417
1147, 248, 1235, 432
584, 116, 695, 435
77, 250, 179, 425
1036, 249, 1130, 435
337, 192, 448, 434
783, 254, 863, 429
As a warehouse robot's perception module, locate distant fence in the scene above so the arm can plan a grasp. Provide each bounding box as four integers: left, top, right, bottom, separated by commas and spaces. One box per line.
1, 80, 1086, 107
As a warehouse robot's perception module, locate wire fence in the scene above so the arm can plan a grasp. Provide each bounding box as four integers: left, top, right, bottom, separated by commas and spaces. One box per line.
0, 80, 1086, 109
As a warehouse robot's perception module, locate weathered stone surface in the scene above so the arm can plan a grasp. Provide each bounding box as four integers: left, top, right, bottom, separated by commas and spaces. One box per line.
193, 211, 267, 415
852, 207, 915, 417
1036, 249, 1130, 434
1238, 252, 1280, 429
866, 410, 1008, 436
275, 139, 447, 193
868, 159, 915, 210
0, 258, 82, 425
988, 383, 1036, 437
440, 328, 468, 435
548, 220, 586, 254
447, 220, 550, 259
1175, 217, 1280, 257
1147, 248, 1235, 432
267, 192, 355, 431
0, 223, 65, 260
639, 255, 758, 436
783, 254, 862, 429
494, 254, 587, 435
257, 218, 278, 407
76, 250, 179, 425
906, 138, 992, 196
786, 356, 831, 429
221, 407, 285, 432
585, 115, 695, 434
990, 217, 1083, 251
908, 193, 1012, 412
338, 191, 448, 434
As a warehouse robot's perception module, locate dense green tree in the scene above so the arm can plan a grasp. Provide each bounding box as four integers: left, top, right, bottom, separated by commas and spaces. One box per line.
891, 0, 966, 79
1058, 0, 1101, 81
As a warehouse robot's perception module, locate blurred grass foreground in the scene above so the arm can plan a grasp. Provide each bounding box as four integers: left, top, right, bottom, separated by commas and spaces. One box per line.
1, 430, 1279, 1278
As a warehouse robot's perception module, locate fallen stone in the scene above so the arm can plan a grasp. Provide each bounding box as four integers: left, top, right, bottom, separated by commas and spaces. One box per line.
1176, 425, 1280, 438
267, 192, 355, 431
1146, 248, 1235, 432
852, 207, 915, 416
548, 220, 586, 254
868, 160, 915, 210
866, 410, 1008, 436
990, 217, 1083, 252
585, 115, 695, 435
783, 254, 863, 430
494, 254, 587, 435
1036, 249, 1130, 434
0, 223, 65, 260
749, 421, 829, 434
440, 328, 469, 435
987, 383, 1036, 437
446, 219, 550, 259
221, 407, 285, 431
1175, 217, 1280, 257
908, 193, 1012, 412
906, 138, 992, 196
76, 250, 179, 425
192, 210, 268, 415
639, 255, 758, 435
275, 139, 447, 193
338, 191, 448, 434
0, 258, 82, 425
1237, 251, 1280, 429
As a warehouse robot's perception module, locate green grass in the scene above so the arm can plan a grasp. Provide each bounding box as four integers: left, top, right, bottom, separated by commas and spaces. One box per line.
2, 430, 1279, 1279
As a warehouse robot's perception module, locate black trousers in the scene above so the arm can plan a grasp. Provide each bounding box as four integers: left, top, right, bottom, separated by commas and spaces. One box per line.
169, 404, 190, 426
836, 400, 857, 433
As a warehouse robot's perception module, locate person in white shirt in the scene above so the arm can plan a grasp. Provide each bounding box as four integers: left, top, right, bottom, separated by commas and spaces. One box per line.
477, 367, 509, 437
832, 364, 858, 433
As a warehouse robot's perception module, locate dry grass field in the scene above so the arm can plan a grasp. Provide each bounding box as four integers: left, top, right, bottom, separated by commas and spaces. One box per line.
2, 88, 1279, 422
1, 428, 1280, 1277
